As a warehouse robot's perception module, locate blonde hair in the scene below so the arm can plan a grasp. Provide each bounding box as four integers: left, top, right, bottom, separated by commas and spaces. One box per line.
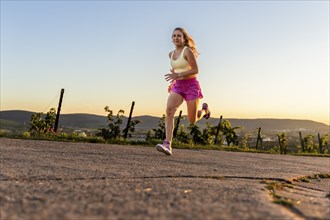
173, 27, 199, 57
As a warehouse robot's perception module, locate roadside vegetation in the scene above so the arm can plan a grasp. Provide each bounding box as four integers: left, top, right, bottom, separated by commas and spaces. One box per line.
263, 173, 330, 210
0, 107, 329, 157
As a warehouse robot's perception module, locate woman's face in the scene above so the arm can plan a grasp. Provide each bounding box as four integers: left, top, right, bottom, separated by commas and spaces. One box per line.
172, 30, 185, 47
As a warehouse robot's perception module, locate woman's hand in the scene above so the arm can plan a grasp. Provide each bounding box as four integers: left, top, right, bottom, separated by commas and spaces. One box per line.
165, 69, 180, 82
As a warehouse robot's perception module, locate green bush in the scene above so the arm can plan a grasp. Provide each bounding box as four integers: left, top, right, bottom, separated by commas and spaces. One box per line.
22, 131, 30, 138
96, 106, 141, 140
152, 114, 166, 140
29, 108, 56, 137
175, 125, 190, 144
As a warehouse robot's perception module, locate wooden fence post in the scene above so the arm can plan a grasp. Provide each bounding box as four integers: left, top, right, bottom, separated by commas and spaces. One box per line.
173, 110, 182, 138
54, 88, 64, 132
299, 132, 305, 152
318, 133, 323, 154
214, 115, 223, 145
256, 127, 261, 150
124, 101, 135, 139
277, 134, 283, 154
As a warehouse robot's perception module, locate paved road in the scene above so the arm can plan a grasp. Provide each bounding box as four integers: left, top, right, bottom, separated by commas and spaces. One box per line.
0, 138, 329, 220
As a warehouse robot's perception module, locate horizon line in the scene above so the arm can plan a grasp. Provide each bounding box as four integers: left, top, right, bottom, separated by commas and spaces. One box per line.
1, 109, 329, 126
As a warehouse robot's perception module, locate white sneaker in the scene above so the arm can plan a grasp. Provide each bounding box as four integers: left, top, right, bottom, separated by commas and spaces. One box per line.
156, 140, 172, 156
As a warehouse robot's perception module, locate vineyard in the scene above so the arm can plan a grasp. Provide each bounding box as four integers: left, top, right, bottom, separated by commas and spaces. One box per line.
1, 104, 328, 156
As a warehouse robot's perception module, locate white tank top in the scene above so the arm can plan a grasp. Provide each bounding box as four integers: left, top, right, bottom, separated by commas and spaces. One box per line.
170, 46, 191, 73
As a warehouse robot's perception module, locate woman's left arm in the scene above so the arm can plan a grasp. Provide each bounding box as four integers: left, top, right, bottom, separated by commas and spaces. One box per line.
165, 48, 199, 81
176, 48, 199, 77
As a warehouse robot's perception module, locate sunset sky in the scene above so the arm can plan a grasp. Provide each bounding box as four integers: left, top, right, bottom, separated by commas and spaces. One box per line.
1, 1, 329, 125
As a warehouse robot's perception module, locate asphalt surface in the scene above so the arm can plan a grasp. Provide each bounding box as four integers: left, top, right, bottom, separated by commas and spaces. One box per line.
0, 138, 329, 220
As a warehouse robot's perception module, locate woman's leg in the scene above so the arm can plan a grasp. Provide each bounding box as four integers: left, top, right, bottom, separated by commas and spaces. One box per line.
166, 92, 184, 142
186, 98, 207, 124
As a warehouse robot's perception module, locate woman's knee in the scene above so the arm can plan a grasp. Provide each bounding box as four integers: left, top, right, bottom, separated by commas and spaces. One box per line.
166, 106, 176, 117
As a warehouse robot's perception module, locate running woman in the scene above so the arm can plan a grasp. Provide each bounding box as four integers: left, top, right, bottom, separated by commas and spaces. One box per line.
156, 27, 211, 156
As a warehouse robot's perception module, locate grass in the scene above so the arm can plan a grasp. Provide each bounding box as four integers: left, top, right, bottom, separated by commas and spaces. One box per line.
297, 173, 330, 181
273, 196, 294, 207
298, 177, 311, 183
263, 181, 295, 207
264, 181, 295, 191
263, 174, 330, 209
292, 152, 330, 157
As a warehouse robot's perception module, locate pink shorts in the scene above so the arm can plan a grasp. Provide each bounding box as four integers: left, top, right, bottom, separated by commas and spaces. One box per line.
171, 78, 203, 101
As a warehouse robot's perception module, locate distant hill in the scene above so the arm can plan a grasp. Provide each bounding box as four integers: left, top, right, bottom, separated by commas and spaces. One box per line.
205, 118, 329, 133
0, 110, 329, 134
0, 110, 108, 132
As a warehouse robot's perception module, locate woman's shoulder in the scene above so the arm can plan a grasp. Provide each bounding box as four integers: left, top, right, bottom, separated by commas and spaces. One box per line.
168, 50, 174, 58
183, 46, 193, 55
183, 47, 195, 59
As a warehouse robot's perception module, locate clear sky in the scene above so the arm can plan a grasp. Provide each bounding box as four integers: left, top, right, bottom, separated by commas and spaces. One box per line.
1, 0, 329, 125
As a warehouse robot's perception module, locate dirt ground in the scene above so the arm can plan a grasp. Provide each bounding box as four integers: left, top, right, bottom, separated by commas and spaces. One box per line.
1, 138, 329, 220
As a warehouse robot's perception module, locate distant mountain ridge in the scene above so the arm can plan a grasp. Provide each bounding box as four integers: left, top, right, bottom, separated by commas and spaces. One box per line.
0, 110, 329, 134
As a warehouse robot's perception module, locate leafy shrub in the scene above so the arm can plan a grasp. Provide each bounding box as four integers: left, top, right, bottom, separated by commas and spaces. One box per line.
96, 106, 141, 140
301, 134, 318, 153
201, 122, 214, 145
270, 146, 280, 154
96, 106, 124, 140
150, 114, 166, 140
220, 120, 239, 146
175, 125, 190, 144
277, 133, 287, 154
240, 134, 249, 149
318, 134, 329, 154
188, 123, 203, 144
22, 131, 30, 138
29, 108, 56, 137
123, 119, 142, 138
